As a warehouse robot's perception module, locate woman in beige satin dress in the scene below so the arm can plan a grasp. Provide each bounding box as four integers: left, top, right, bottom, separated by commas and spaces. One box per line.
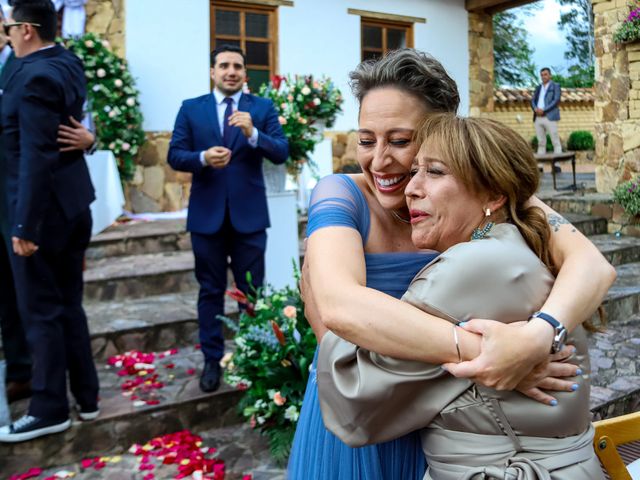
317, 115, 605, 479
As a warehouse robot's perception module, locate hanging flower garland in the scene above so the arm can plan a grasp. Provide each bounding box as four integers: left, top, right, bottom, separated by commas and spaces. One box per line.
64, 32, 145, 181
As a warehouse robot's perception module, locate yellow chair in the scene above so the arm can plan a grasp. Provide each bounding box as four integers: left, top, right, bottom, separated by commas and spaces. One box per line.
593, 412, 640, 480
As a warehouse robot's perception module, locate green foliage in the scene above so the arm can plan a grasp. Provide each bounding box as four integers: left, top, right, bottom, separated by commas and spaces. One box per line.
552, 65, 594, 88
613, 177, 640, 217
614, 17, 640, 44
64, 33, 145, 181
556, 0, 594, 70
493, 10, 539, 87
259, 75, 343, 176
531, 134, 554, 153
219, 270, 316, 465
567, 131, 594, 151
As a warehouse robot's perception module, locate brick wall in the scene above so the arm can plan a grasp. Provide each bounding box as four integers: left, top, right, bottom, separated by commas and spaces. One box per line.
484, 104, 596, 145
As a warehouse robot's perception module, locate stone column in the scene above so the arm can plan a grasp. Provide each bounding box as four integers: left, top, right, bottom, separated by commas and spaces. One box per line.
468, 12, 495, 117
593, 0, 640, 192
86, 0, 125, 56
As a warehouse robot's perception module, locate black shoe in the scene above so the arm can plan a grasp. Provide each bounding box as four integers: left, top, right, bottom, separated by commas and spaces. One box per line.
199, 361, 221, 393
0, 415, 71, 443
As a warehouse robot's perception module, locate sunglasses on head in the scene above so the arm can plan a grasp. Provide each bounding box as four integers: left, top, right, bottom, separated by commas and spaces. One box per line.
3, 22, 41, 36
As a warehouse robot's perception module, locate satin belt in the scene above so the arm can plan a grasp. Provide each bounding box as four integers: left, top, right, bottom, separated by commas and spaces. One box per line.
420, 425, 597, 480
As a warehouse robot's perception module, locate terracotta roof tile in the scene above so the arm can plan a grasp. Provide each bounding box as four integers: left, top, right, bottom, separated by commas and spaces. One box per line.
494, 87, 594, 104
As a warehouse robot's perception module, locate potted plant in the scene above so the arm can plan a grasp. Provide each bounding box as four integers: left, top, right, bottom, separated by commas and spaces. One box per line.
259, 75, 343, 181
614, 3, 640, 44
218, 273, 316, 464
613, 177, 640, 235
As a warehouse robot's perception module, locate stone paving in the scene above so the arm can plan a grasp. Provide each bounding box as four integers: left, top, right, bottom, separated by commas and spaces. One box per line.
5, 424, 285, 480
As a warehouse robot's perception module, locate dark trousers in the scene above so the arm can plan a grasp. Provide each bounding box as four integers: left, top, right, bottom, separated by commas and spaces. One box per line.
0, 231, 31, 383
9, 209, 99, 420
191, 215, 266, 363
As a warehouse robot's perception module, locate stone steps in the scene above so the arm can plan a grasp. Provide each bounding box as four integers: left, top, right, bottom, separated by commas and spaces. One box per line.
600, 262, 640, 325
87, 219, 189, 260
4, 423, 284, 480
564, 212, 608, 236
2, 345, 243, 475
86, 291, 240, 362
537, 192, 615, 217
590, 234, 640, 266
84, 251, 197, 301
589, 320, 640, 420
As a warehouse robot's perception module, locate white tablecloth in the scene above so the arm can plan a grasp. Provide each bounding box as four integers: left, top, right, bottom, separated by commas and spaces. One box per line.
85, 150, 125, 235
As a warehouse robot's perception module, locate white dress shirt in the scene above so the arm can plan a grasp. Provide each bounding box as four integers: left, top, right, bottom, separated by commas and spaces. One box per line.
200, 89, 258, 166
536, 82, 550, 111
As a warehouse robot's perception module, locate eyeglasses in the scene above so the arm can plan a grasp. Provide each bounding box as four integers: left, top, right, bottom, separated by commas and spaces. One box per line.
3, 22, 41, 36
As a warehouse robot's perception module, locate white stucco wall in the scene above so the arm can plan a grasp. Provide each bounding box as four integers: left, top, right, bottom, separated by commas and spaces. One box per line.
125, 0, 469, 132
279, 0, 469, 131
126, 0, 211, 132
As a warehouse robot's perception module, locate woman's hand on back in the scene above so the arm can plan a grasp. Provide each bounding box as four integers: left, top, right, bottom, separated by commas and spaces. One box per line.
442, 318, 554, 390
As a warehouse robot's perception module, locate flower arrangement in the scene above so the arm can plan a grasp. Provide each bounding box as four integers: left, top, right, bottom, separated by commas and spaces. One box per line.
614, 3, 640, 44
613, 177, 640, 219
259, 75, 343, 176
64, 33, 145, 181
219, 278, 317, 464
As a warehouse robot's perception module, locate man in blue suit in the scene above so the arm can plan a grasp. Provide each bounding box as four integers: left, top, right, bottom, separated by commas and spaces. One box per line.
0, 0, 99, 442
168, 45, 288, 392
531, 67, 562, 154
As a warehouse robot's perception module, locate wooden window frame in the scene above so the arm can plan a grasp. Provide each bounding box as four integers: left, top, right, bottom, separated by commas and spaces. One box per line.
360, 18, 414, 62
210, 1, 279, 89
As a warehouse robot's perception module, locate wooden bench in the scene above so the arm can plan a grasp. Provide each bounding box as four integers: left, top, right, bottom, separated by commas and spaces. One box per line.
534, 151, 577, 190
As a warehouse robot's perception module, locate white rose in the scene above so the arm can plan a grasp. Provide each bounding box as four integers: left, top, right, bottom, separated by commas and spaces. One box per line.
84, 40, 94, 48
108, 143, 116, 150
126, 98, 135, 107
301, 86, 311, 95
97, 68, 106, 78
108, 110, 117, 118
114, 79, 123, 88
122, 142, 131, 151
102, 40, 110, 49
313, 98, 321, 105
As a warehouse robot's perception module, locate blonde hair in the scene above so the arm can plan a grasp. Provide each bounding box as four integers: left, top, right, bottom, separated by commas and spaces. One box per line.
415, 114, 554, 273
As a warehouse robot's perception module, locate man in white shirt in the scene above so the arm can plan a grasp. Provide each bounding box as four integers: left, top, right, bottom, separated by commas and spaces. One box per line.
531, 67, 562, 154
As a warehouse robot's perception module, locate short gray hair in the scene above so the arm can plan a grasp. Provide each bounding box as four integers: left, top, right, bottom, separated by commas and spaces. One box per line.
350, 49, 460, 114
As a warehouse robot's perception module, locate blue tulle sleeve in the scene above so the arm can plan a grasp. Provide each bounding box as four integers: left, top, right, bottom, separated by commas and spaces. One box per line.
306, 174, 370, 244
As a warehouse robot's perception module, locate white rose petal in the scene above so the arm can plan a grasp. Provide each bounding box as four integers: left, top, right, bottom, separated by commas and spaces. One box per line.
126, 98, 136, 107
122, 142, 131, 151
114, 79, 123, 88
97, 68, 106, 78
301, 86, 311, 95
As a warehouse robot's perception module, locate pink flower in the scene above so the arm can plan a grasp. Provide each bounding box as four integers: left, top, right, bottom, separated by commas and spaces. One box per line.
283, 305, 297, 318
273, 391, 287, 406
278, 115, 287, 125
122, 142, 131, 151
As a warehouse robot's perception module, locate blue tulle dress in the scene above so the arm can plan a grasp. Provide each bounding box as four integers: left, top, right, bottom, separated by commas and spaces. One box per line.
288, 174, 439, 480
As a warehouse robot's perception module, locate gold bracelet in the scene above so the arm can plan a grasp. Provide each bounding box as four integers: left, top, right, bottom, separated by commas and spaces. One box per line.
452, 325, 462, 362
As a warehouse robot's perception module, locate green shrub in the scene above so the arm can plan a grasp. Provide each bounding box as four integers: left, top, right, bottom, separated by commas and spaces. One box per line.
613, 177, 640, 217
567, 131, 595, 151
530, 134, 553, 153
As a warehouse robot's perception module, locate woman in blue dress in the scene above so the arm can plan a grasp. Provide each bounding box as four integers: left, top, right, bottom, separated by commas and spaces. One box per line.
287, 49, 616, 480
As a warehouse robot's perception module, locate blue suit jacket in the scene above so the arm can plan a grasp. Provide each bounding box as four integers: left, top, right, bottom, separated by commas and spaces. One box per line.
531, 81, 561, 121
1, 45, 94, 243
168, 93, 288, 235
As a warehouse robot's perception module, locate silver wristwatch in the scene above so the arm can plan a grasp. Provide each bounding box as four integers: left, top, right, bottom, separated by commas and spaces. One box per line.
529, 311, 567, 354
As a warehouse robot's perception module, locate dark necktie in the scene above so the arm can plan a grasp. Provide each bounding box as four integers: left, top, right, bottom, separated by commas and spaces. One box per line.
222, 97, 234, 147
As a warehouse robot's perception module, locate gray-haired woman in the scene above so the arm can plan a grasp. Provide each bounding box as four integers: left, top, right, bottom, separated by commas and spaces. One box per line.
288, 49, 614, 480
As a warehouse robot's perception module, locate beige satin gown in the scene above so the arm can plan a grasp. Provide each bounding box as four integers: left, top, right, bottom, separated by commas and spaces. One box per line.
317, 223, 604, 480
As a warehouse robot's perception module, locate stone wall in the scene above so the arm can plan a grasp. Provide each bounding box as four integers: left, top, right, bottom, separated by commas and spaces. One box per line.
85, 0, 125, 56
468, 12, 494, 117
592, 0, 640, 192
125, 132, 192, 213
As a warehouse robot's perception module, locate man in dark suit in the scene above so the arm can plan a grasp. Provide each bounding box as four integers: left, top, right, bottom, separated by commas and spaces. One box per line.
0, 7, 31, 405
0, 0, 99, 442
168, 45, 288, 393
531, 67, 562, 154
0, 2, 95, 406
